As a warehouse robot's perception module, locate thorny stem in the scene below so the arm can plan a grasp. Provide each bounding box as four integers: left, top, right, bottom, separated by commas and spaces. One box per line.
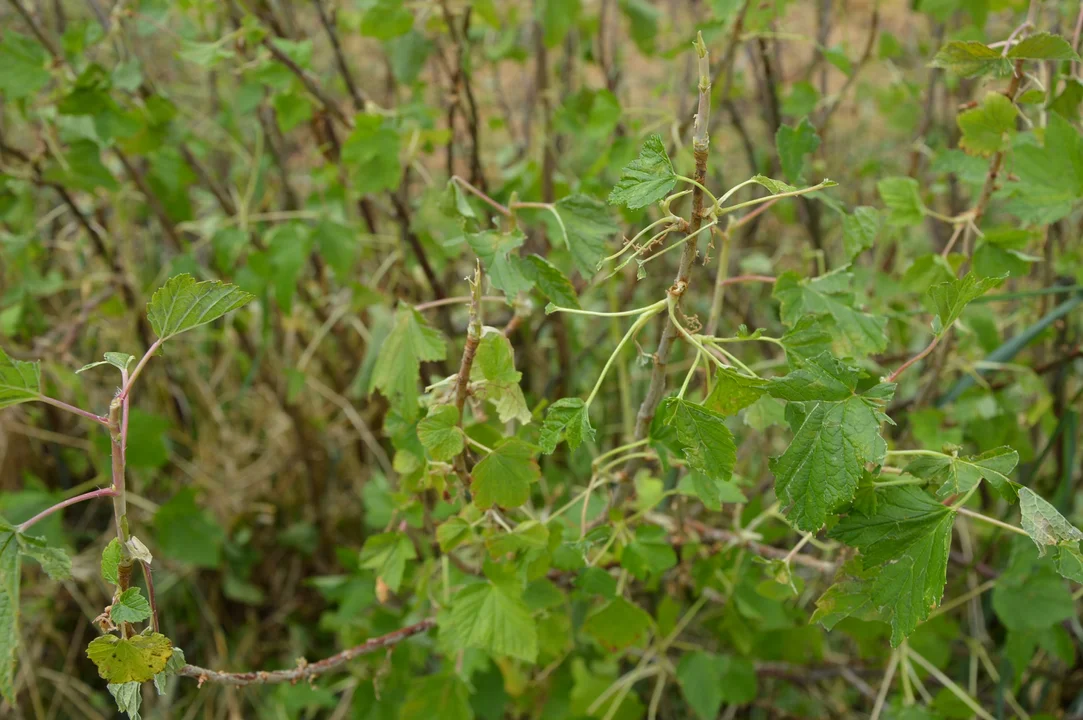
16, 487, 119, 533
454, 262, 484, 419
179, 619, 436, 686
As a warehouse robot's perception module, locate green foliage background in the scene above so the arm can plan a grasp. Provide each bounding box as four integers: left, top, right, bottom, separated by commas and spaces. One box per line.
1, 0, 1083, 718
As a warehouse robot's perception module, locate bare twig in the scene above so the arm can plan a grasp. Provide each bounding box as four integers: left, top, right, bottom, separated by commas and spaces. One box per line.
178, 620, 435, 686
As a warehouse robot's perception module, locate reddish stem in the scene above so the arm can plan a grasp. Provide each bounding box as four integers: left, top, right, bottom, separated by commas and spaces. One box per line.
16, 487, 119, 532
886, 335, 941, 384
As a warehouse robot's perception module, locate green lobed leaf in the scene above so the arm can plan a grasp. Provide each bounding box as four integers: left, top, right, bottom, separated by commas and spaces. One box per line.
417, 405, 465, 462
471, 333, 531, 425
15, 533, 70, 580
555, 194, 619, 277
359, 532, 417, 593
767, 353, 893, 531
86, 632, 174, 684
905, 447, 1019, 501
442, 578, 538, 662
958, 92, 1018, 156
110, 587, 152, 625
107, 682, 142, 720
341, 113, 402, 193
704, 367, 766, 416
877, 176, 925, 227
369, 306, 447, 413
928, 271, 1007, 335
775, 117, 820, 183
677, 652, 758, 718
538, 398, 595, 454
659, 398, 736, 483
607, 134, 677, 209
621, 524, 677, 580
0, 31, 52, 100
147, 274, 254, 341
400, 672, 475, 720
842, 206, 880, 260
472, 438, 540, 510
1004, 113, 1083, 224
828, 487, 955, 645
466, 230, 533, 295
582, 597, 652, 651
773, 270, 888, 357
521, 254, 580, 308
0, 347, 40, 409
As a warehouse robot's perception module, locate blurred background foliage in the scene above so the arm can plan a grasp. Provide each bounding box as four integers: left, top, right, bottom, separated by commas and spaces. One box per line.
1, 0, 1083, 717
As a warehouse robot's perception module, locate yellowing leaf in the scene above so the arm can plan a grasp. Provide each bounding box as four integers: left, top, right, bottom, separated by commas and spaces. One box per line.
86, 632, 174, 684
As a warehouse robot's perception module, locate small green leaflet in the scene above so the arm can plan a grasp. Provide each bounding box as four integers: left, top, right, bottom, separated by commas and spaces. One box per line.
704, 367, 766, 416
958, 92, 1018, 156
86, 632, 174, 684
828, 487, 955, 646
466, 230, 533, 295
471, 438, 540, 510
102, 538, 123, 586
766, 353, 894, 531
14, 532, 70, 580
928, 271, 1006, 335
442, 577, 538, 662
77, 352, 136, 375
146, 274, 254, 341
554, 195, 619, 277
0, 347, 40, 409
522, 254, 580, 309
775, 117, 820, 183
340, 113, 402, 193
582, 597, 652, 651
1018, 488, 1083, 583
369, 306, 446, 412
359, 532, 417, 593
905, 446, 1019, 501
538, 398, 595, 454
470, 333, 531, 424
658, 398, 736, 483
877, 176, 924, 227
607, 133, 677, 209
110, 587, 152, 624
400, 673, 475, 720
417, 405, 464, 462
773, 269, 887, 357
